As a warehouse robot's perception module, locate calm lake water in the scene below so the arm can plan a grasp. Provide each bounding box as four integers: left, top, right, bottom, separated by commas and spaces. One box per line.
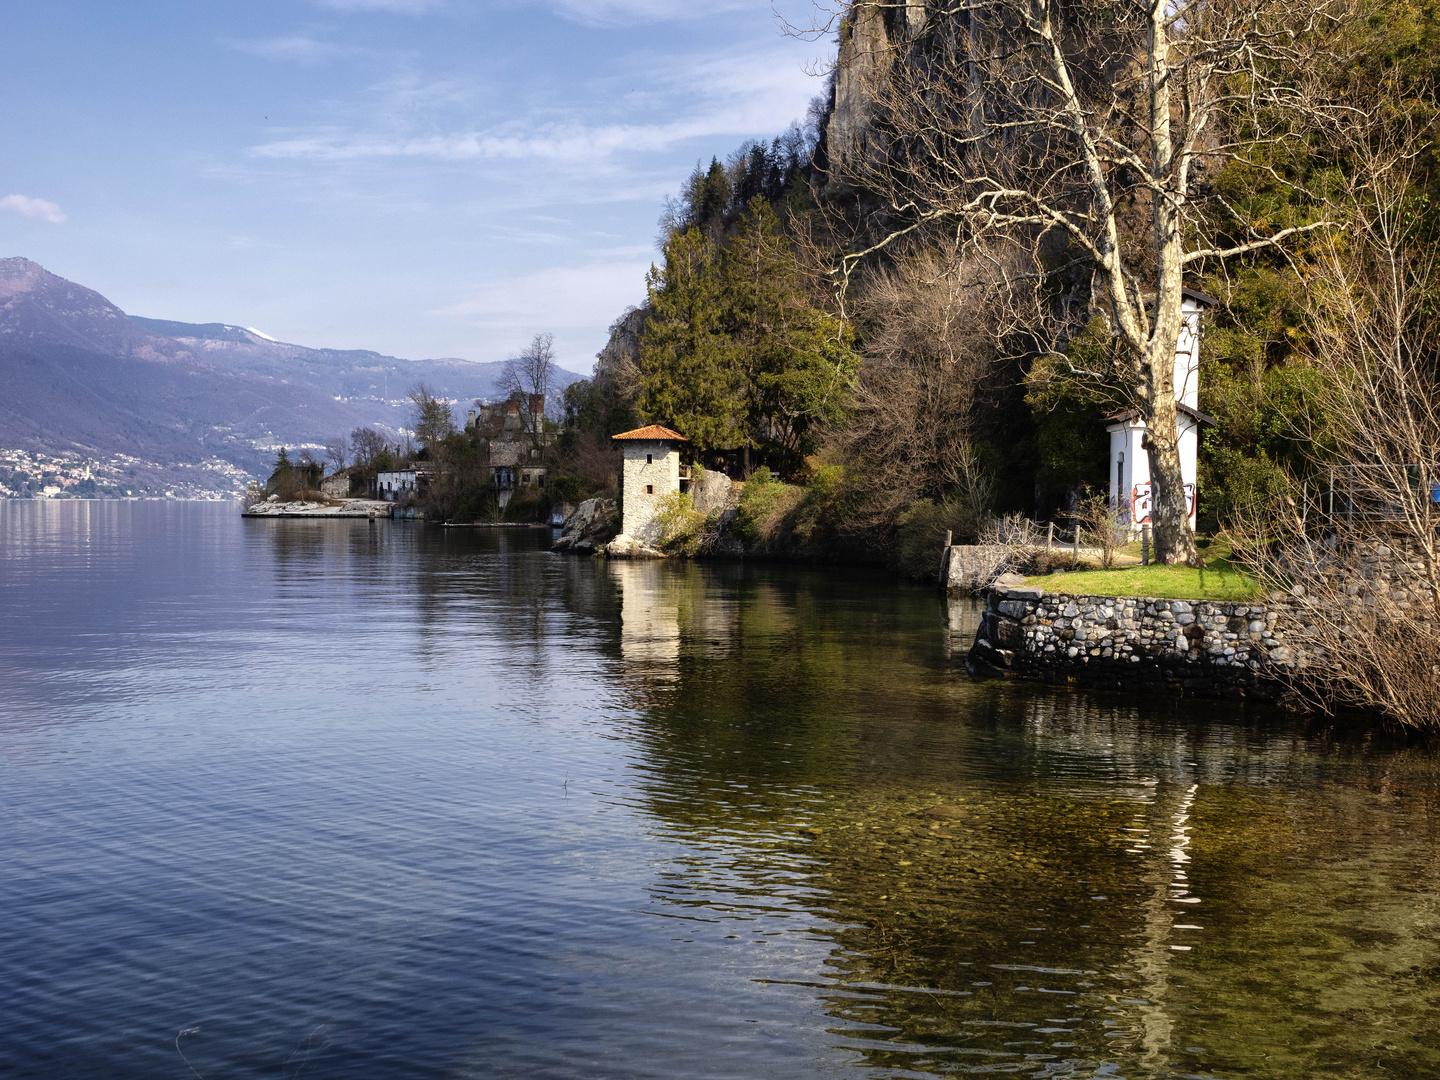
1, 501, 1437, 1079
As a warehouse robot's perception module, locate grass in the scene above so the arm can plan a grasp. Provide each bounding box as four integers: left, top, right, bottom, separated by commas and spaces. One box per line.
1024, 541, 1263, 601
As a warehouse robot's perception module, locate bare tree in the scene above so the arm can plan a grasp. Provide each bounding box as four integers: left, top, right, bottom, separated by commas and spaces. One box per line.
325, 437, 348, 474
1301, 126, 1440, 598
501, 332, 557, 447
831, 238, 1007, 536
794, 0, 1349, 564
408, 383, 457, 453
1227, 122, 1440, 727
1074, 489, 1127, 569
349, 427, 388, 469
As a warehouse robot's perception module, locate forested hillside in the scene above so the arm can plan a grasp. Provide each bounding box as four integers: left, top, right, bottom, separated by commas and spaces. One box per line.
555, 0, 1440, 573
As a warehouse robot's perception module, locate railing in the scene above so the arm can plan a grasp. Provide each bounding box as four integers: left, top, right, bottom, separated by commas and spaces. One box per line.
1223, 463, 1440, 540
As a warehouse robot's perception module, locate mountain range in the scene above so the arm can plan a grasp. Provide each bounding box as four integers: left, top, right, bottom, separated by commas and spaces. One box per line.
0, 257, 585, 494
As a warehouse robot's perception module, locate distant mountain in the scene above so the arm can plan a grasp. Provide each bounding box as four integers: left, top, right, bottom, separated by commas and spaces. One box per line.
0, 258, 585, 494
126, 316, 584, 428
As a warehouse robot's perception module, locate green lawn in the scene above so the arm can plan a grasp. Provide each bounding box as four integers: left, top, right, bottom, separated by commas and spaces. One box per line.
1024, 550, 1263, 601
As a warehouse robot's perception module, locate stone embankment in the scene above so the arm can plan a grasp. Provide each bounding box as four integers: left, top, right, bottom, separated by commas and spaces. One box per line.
968, 579, 1310, 700
242, 498, 393, 518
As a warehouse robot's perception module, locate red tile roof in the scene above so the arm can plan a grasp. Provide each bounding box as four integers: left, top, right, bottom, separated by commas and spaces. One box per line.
611, 424, 688, 441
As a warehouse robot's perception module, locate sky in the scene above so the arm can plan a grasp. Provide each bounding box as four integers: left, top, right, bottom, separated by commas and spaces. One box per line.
0, 0, 832, 375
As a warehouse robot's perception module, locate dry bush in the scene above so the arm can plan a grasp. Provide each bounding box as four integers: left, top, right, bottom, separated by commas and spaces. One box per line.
1227, 125, 1440, 727
1293, 594, 1440, 728
1027, 549, 1085, 575
556, 430, 621, 497
830, 240, 1007, 541
978, 513, 1042, 548
1072, 492, 1128, 569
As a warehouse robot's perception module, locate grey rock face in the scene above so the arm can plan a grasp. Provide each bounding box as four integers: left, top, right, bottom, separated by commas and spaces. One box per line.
553, 497, 617, 553
691, 470, 738, 515
824, 3, 891, 192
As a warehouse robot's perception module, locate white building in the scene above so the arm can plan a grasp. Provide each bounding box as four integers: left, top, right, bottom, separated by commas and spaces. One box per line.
1106, 288, 1216, 531
612, 425, 690, 543
376, 469, 418, 501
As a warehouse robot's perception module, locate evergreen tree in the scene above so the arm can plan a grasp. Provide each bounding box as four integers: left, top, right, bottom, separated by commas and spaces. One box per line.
719, 196, 857, 466
637, 228, 745, 449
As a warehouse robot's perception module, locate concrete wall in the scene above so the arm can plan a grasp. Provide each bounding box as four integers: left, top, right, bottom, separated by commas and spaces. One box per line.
621, 441, 679, 542
940, 545, 1015, 592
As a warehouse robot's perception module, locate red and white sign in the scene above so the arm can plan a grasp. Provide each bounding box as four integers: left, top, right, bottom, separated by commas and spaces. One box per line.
1131, 481, 1196, 524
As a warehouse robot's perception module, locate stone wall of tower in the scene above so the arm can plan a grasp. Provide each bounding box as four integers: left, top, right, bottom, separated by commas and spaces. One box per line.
621, 442, 680, 542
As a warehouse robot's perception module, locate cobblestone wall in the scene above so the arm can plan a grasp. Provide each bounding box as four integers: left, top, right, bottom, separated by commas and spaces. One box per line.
967, 582, 1311, 700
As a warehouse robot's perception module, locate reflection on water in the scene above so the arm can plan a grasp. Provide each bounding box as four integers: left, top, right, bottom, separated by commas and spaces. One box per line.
609, 553, 1440, 1079
945, 592, 985, 658
1, 501, 1438, 1079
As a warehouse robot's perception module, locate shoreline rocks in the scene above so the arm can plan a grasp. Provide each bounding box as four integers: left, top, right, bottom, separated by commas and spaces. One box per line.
602, 533, 667, 559
552, 497, 618, 554
242, 498, 392, 518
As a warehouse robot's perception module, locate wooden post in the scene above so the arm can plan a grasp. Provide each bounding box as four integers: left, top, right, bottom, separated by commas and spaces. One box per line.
944, 529, 952, 548
1142, 525, 1150, 566
939, 530, 953, 587
1071, 527, 1079, 569
1047, 521, 1054, 555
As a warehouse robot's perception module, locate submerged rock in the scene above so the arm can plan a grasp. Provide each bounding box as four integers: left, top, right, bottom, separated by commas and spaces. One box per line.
914, 804, 972, 821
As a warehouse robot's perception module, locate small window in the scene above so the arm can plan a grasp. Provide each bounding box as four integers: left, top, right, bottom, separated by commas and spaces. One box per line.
645, 484, 654, 494
646, 453, 652, 464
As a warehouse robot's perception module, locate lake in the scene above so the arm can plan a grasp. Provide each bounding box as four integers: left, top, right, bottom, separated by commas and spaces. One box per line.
1, 500, 1437, 1079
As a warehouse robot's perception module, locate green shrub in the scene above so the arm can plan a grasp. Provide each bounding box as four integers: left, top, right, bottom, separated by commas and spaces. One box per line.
736, 468, 780, 544
655, 492, 707, 555
787, 464, 848, 549
502, 492, 545, 522
549, 473, 584, 505
449, 481, 497, 524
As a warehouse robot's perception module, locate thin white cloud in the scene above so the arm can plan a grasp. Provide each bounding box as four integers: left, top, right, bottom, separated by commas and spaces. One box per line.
227, 35, 370, 64
247, 43, 817, 168
315, 0, 445, 12
254, 119, 726, 163
0, 195, 66, 224
433, 259, 653, 367
546, 0, 751, 29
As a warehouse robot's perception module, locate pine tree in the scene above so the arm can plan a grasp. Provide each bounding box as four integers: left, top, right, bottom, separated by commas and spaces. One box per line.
637, 227, 745, 450
719, 196, 857, 466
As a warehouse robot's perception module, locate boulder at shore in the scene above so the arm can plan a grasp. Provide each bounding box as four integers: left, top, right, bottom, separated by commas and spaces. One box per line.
552, 497, 618, 553
602, 533, 667, 559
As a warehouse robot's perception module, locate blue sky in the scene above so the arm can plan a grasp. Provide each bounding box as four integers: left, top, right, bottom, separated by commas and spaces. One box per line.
0, 1, 830, 373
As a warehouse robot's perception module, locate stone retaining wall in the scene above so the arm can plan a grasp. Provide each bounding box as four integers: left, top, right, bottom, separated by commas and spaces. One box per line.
968, 583, 1314, 700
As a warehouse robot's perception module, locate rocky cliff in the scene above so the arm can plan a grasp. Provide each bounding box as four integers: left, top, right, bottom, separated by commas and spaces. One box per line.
821, 0, 930, 194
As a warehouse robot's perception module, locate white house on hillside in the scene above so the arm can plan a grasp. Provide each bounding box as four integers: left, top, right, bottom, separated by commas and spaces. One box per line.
1106, 288, 1216, 531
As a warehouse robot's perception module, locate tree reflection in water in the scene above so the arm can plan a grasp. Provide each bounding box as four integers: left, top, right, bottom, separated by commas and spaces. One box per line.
611, 558, 1440, 1078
